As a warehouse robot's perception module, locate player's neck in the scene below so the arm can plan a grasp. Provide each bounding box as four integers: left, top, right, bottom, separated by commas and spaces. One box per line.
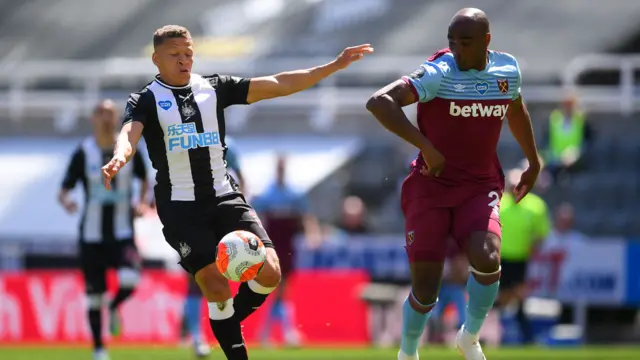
157, 73, 190, 88
459, 53, 489, 72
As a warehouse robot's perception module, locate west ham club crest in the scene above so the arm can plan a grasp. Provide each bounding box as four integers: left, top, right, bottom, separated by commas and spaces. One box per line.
496, 79, 509, 95
406, 231, 415, 246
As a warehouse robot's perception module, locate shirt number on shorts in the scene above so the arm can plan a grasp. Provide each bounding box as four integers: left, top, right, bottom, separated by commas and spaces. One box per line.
487, 191, 500, 207
487, 191, 500, 215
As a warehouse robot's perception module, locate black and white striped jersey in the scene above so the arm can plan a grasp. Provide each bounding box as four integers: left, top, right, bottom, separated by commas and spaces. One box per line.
123, 73, 247, 202
62, 137, 147, 243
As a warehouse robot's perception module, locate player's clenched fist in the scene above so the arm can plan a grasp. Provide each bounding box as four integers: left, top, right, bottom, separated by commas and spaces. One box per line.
419, 146, 445, 177
102, 155, 126, 190
333, 44, 374, 70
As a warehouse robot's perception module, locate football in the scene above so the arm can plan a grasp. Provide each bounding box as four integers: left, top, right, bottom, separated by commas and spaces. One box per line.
215, 230, 266, 282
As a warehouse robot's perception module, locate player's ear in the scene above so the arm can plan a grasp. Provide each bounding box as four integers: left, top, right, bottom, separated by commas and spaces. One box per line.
485, 33, 491, 47
152, 51, 160, 67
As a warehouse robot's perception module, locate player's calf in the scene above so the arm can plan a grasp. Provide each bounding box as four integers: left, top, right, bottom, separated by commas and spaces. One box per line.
399, 261, 443, 358
234, 247, 281, 322
86, 293, 105, 350
109, 267, 141, 336
463, 231, 501, 337
196, 263, 248, 359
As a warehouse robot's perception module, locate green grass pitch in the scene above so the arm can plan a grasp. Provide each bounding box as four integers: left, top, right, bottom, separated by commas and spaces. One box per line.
2, 346, 640, 360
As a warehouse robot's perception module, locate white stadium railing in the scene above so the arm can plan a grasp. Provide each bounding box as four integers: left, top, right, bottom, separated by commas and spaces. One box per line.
0, 54, 638, 127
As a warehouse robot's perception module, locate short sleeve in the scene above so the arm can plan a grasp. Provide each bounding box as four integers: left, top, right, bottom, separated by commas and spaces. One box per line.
132, 150, 147, 180
123, 88, 153, 126
401, 62, 444, 103
511, 57, 522, 101
206, 74, 251, 108
61, 147, 85, 190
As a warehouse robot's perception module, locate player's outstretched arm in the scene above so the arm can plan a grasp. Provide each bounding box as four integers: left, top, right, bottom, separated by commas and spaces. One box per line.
366, 80, 444, 176
102, 121, 143, 190
245, 44, 373, 104
506, 96, 541, 201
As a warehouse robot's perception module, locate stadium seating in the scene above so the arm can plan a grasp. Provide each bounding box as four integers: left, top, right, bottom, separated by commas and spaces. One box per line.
0, 0, 297, 62
258, 0, 640, 82
2, 0, 639, 81
0, 0, 154, 61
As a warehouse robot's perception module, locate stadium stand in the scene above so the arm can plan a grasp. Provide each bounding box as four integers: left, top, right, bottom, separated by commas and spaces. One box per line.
260, 0, 640, 82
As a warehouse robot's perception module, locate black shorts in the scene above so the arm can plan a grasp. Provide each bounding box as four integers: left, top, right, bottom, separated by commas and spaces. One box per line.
157, 192, 274, 275
80, 239, 141, 293
500, 259, 528, 291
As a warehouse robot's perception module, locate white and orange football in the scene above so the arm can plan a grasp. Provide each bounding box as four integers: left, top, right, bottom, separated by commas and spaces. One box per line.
215, 230, 266, 282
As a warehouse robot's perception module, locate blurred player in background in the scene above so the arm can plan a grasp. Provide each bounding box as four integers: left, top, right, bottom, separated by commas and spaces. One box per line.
497, 168, 550, 344
252, 155, 322, 347
429, 242, 468, 345
101, 24, 372, 359
58, 100, 148, 360
367, 8, 541, 360
179, 137, 245, 358
180, 277, 211, 357
542, 94, 593, 184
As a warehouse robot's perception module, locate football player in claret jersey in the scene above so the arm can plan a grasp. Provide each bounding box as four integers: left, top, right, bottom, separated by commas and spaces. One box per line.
366, 8, 541, 360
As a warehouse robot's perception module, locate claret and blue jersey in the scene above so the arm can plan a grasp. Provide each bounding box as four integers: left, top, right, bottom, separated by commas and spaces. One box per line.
402, 48, 521, 187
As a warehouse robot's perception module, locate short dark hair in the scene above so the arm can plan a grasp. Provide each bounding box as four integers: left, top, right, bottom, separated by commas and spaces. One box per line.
153, 25, 191, 48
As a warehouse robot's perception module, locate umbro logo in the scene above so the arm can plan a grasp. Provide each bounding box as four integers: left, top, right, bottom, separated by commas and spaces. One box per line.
178, 93, 193, 101
453, 84, 465, 92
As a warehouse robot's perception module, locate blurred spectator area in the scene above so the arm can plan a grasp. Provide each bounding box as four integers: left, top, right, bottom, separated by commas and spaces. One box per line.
1, 0, 640, 239
2, 0, 640, 81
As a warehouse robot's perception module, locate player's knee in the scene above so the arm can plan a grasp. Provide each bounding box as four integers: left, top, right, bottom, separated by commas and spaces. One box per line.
86, 293, 104, 310
195, 263, 232, 302
411, 283, 439, 306
409, 264, 443, 306
117, 267, 141, 289
255, 247, 281, 288
466, 231, 501, 274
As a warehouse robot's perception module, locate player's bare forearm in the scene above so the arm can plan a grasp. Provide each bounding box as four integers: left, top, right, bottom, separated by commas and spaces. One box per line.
57, 188, 78, 213
247, 44, 373, 103
247, 62, 340, 103
507, 96, 541, 168
114, 121, 143, 162
366, 80, 433, 150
